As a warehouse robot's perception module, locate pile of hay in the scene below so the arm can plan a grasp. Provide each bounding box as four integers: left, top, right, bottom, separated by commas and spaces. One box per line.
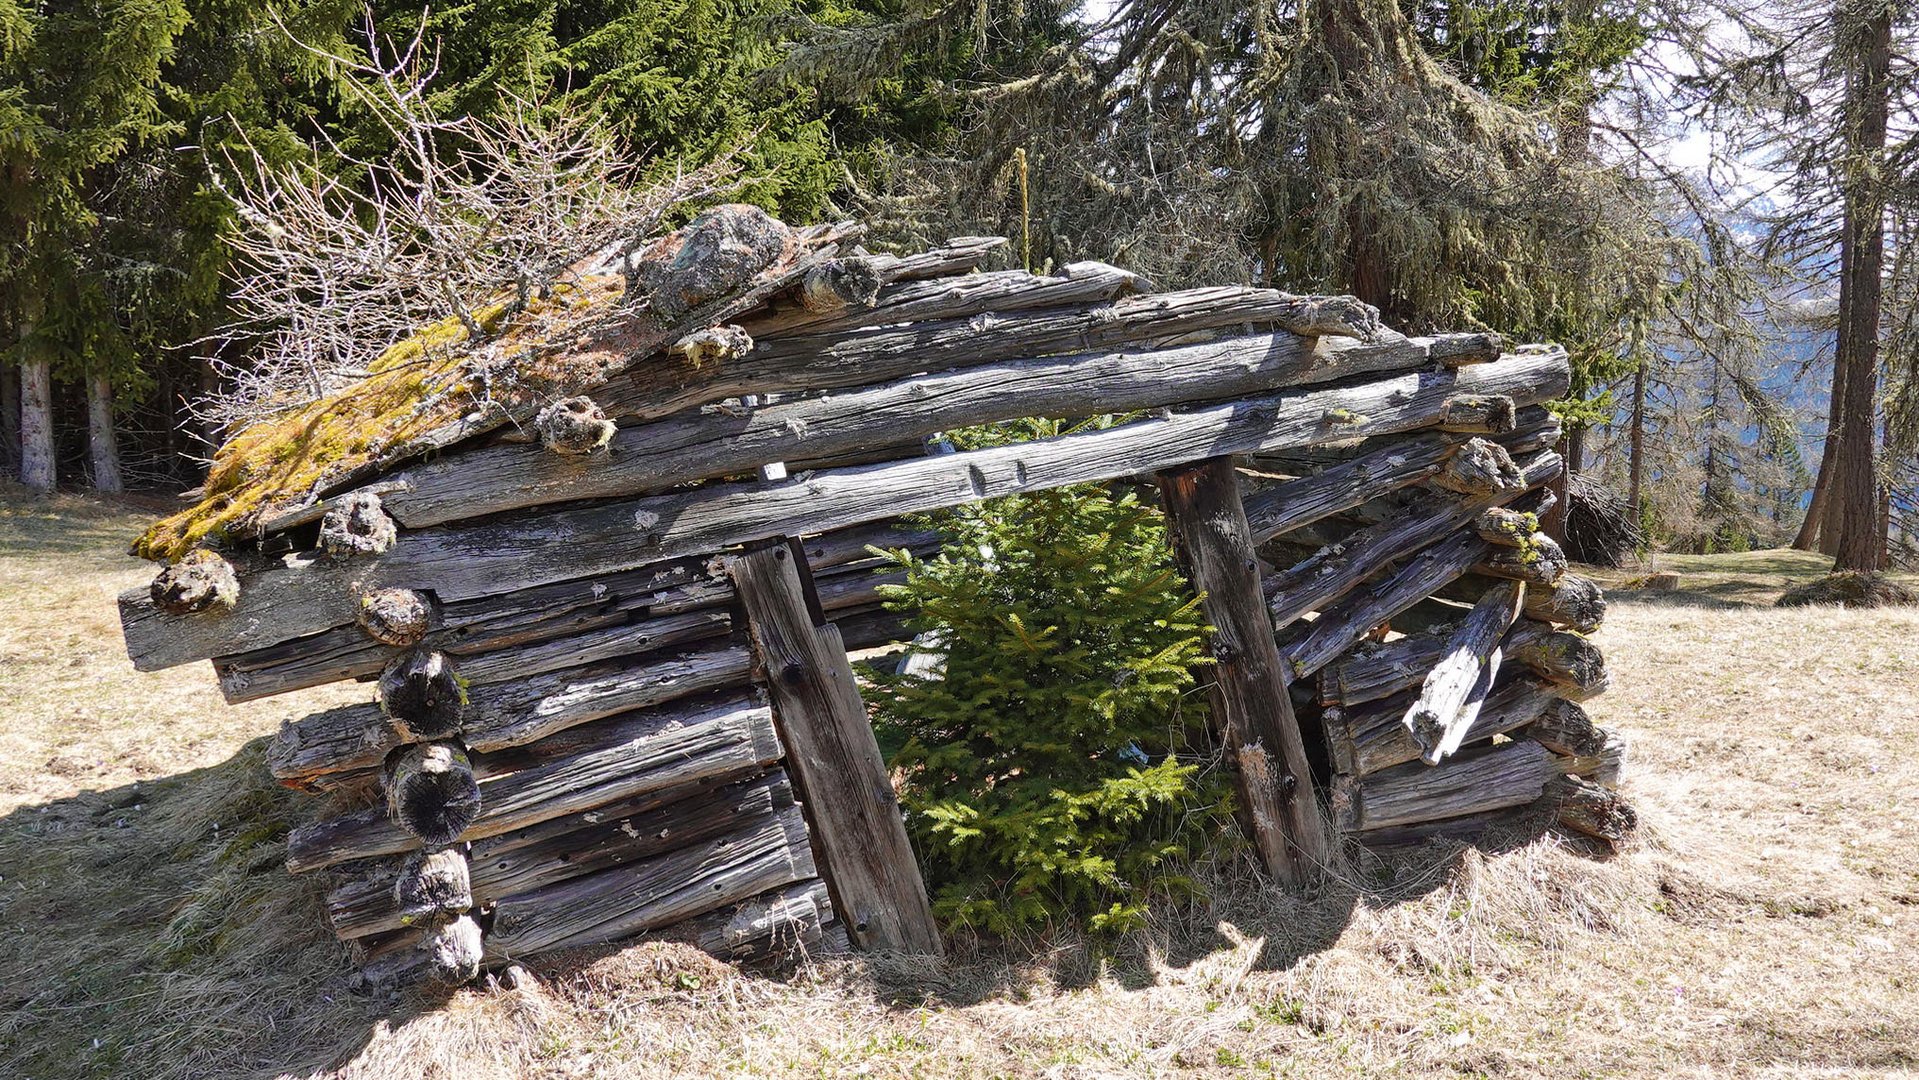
1562, 473, 1644, 567
1775, 571, 1919, 609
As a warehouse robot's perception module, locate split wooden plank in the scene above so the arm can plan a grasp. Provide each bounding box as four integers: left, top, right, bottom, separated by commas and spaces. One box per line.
285, 690, 784, 873
1262, 452, 1560, 627
1158, 458, 1333, 886
1327, 676, 1564, 776
737, 255, 1118, 341
1278, 533, 1492, 681
379, 322, 1451, 530
1332, 741, 1560, 832
727, 543, 942, 955
485, 804, 816, 960
1401, 581, 1525, 765
326, 771, 795, 940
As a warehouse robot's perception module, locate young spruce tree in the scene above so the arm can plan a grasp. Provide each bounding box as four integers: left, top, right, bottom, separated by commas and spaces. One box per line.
871, 419, 1226, 938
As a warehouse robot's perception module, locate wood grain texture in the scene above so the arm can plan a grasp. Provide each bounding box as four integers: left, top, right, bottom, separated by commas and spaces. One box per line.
485, 804, 816, 960
1332, 741, 1560, 832
285, 690, 783, 872
1158, 458, 1333, 885
1402, 581, 1525, 765
120, 348, 1568, 668
727, 543, 942, 954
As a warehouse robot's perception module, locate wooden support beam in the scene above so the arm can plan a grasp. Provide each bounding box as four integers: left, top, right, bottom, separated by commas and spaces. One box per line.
1157, 458, 1333, 886
726, 543, 942, 955
119, 348, 1572, 670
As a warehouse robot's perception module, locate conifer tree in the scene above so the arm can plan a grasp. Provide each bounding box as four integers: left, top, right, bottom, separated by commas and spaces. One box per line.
870, 420, 1224, 936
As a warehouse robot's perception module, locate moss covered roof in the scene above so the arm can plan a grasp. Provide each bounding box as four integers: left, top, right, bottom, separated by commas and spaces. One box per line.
135, 210, 857, 563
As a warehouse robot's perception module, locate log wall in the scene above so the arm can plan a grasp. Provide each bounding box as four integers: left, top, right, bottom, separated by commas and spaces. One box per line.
118, 216, 1630, 986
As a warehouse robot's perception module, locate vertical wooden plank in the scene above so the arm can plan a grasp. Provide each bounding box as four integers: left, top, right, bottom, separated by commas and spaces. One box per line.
726, 543, 943, 954
1157, 457, 1335, 887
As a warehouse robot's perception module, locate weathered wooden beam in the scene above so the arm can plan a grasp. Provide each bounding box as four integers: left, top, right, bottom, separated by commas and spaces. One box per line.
285, 690, 783, 873
377, 324, 1445, 530
485, 804, 816, 960
1158, 458, 1333, 886
214, 523, 927, 703
1316, 616, 1587, 708
727, 543, 942, 955
1262, 451, 1560, 627
1402, 581, 1525, 765
1279, 533, 1492, 681
1327, 676, 1563, 776
1544, 774, 1637, 846
1436, 394, 1517, 433
738, 253, 1114, 341
327, 771, 793, 940
121, 349, 1569, 669
267, 608, 905, 787
1332, 741, 1561, 832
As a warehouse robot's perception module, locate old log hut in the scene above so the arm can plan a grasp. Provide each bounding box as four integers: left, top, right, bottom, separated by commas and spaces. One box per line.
117, 205, 1629, 985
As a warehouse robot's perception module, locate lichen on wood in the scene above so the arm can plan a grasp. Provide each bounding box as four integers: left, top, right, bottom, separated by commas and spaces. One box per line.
320, 490, 399, 555
149, 550, 239, 614
359, 588, 433, 646
535, 396, 617, 455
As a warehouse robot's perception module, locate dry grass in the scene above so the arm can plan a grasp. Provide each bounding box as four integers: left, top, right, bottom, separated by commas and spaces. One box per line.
3, 508, 1916, 1079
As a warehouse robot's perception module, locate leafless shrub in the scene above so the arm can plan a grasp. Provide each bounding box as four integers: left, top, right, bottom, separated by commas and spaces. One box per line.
196, 13, 741, 434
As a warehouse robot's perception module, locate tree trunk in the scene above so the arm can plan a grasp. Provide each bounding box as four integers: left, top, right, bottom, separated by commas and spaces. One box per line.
0, 361, 19, 480
1627, 360, 1645, 516
1829, 2, 1892, 574
18, 356, 55, 493
86, 372, 123, 494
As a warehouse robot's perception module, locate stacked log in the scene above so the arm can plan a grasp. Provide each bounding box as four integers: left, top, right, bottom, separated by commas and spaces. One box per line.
116, 216, 1632, 985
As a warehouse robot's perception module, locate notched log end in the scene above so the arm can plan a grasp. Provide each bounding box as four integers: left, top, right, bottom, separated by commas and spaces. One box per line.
395, 848, 473, 925
626, 203, 797, 321
384, 741, 481, 847
536, 395, 617, 455
320, 490, 398, 556
421, 914, 484, 984
150, 549, 240, 614
799, 257, 884, 313
379, 649, 467, 740
1431, 437, 1523, 496
1438, 394, 1518, 434
358, 587, 433, 646
673, 324, 755, 367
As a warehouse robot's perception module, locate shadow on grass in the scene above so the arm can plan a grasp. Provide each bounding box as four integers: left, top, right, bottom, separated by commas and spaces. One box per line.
0, 733, 1574, 1077
0, 740, 420, 1080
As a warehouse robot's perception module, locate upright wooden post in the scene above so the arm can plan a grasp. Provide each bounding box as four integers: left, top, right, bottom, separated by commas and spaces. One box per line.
1158, 457, 1335, 887
726, 542, 943, 954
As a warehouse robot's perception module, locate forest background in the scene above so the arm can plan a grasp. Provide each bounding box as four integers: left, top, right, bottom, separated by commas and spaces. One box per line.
1, 0, 1914, 571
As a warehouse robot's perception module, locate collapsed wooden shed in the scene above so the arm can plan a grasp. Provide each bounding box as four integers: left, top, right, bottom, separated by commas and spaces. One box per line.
118, 205, 1630, 985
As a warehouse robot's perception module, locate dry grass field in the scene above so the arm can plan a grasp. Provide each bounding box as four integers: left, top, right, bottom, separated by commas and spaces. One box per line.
3, 489, 1917, 1079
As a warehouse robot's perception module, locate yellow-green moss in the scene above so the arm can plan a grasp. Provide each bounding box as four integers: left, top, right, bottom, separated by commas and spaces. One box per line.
135, 281, 621, 562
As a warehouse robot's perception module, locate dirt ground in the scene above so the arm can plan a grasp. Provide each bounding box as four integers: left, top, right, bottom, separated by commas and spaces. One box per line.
2, 491, 1916, 1079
